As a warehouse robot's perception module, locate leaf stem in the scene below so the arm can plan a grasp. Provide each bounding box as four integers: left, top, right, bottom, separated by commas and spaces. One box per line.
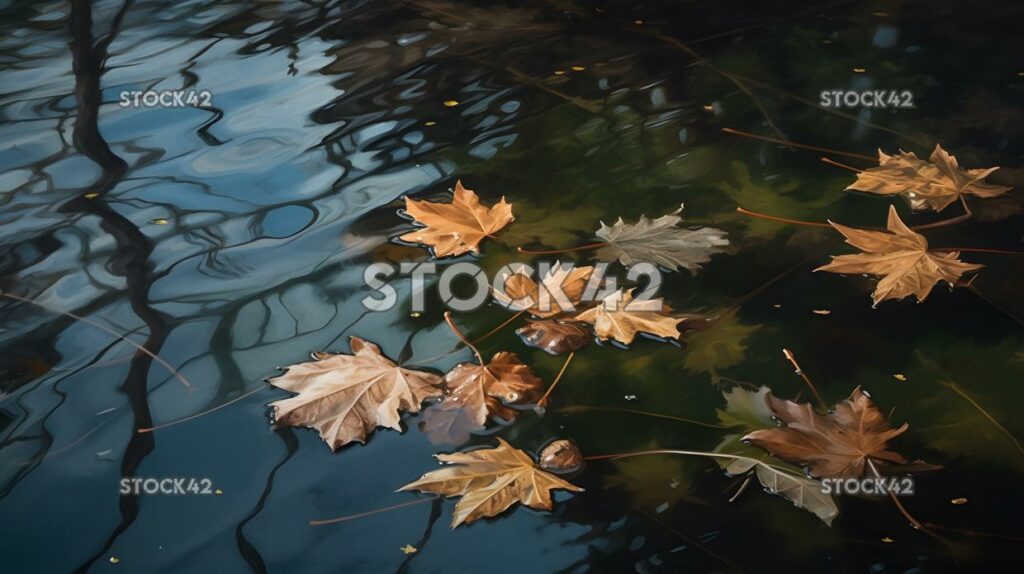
0, 290, 192, 389
405, 310, 525, 368
820, 156, 864, 172
443, 311, 484, 365
721, 127, 876, 161
782, 348, 827, 410
934, 247, 1024, 256
516, 242, 607, 255
734, 207, 834, 229
310, 496, 440, 526
538, 352, 575, 406
866, 459, 948, 544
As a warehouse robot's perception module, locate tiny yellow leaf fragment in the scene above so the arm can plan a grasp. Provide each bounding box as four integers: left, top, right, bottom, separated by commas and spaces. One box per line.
571, 66, 585, 72
409, 311, 422, 318
109, 557, 120, 564
812, 309, 831, 315
773, 304, 782, 309
893, 373, 907, 381
150, 218, 169, 225
400, 544, 417, 555
554, 70, 566, 76
443, 100, 459, 107
853, 67, 866, 73
424, 121, 436, 126
951, 497, 968, 505
84, 192, 99, 199
702, 104, 714, 112
881, 536, 894, 543
215, 489, 223, 495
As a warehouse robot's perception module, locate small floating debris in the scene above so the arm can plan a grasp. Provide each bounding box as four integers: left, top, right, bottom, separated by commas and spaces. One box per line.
624, 395, 637, 401
571, 65, 586, 72
443, 100, 459, 107
951, 497, 968, 505
409, 311, 422, 318
424, 121, 436, 126
401, 544, 417, 555
150, 218, 168, 225
109, 557, 120, 564
554, 70, 566, 76
853, 67, 866, 73
812, 309, 831, 315
881, 536, 894, 543
893, 373, 907, 381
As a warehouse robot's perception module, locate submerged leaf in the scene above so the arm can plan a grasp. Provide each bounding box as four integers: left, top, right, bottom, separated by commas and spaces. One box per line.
594, 206, 728, 273
420, 352, 542, 445
847, 145, 1011, 212
713, 386, 839, 524
269, 337, 443, 451
399, 180, 514, 257
815, 206, 982, 305
516, 319, 590, 355
400, 438, 583, 527
683, 310, 761, 379
744, 387, 940, 479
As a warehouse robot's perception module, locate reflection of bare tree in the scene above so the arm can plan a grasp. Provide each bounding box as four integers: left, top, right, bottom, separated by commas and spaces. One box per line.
64, 1, 167, 571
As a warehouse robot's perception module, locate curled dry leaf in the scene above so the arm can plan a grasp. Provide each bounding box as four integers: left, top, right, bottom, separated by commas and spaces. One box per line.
744, 387, 940, 479
399, 438, 583, 527
269, 337, 443, 451
815, 205, 983, 305
847, 145, 1011, 212
573, 288, 694, 346
594, 205, 729, 273
516, 319, 590, 355
420, 352, 543, 445
538, 439, 584, 473
398, 180, 514, 257
492, 262, 595, 318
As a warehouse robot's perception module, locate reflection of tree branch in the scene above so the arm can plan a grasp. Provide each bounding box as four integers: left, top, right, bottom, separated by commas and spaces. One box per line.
65, 1, 178, 571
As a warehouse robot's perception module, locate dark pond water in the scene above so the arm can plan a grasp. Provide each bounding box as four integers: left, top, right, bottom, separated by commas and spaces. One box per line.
1, 0, 1023, 572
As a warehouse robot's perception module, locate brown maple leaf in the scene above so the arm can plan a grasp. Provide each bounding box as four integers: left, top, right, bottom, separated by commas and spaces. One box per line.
744, 387, 939, 479
398, 180, 514, 257
572, 288, 694, 345
399, 438, 583, 527
492, 262, 595, 318
269, 337, 443, 451
419, 352, 543, 445
847, 145, 1011, 212
815, 205, 983, 306
516, 319, 590, 355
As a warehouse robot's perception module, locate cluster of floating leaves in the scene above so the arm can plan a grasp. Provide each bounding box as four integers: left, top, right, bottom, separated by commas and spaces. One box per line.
268, 152, 1012, 526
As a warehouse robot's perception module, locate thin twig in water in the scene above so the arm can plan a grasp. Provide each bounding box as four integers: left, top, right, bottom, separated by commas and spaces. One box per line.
1, 291, 191, 388
538, 352, 575, 406
310, 496, 440, 526
557, 405, 728, 429
937, 380, 1024, 456
722, 127, 875, 161
782, 348, 826, 409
